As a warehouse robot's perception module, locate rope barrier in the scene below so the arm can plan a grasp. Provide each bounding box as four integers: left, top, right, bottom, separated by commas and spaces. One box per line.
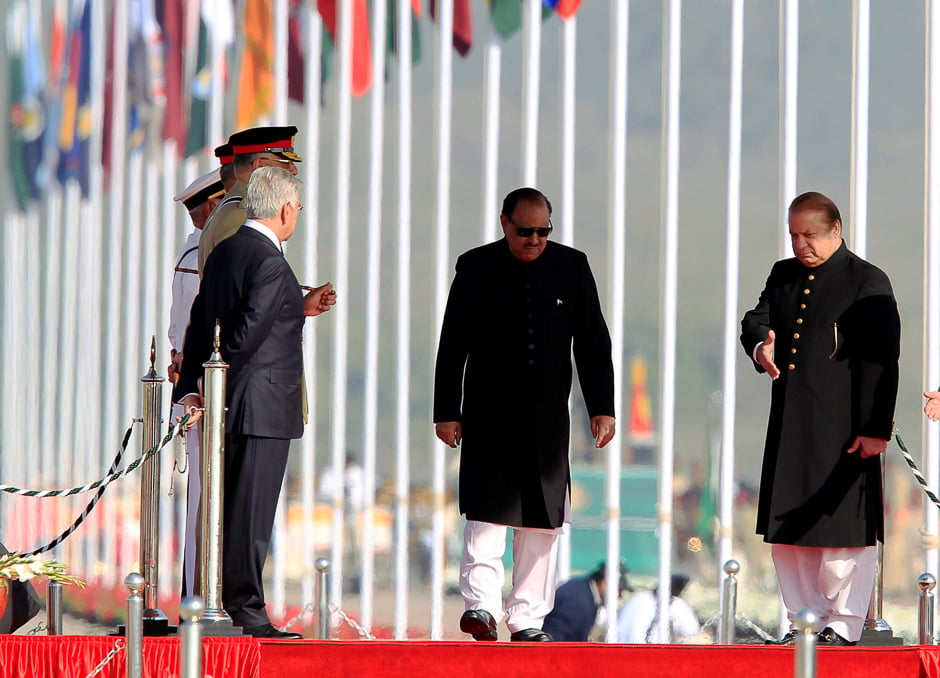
0, 415, 189, 498
894, 430, 940, 511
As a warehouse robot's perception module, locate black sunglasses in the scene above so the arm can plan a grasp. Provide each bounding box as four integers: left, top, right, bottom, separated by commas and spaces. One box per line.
511, 219, 553, 238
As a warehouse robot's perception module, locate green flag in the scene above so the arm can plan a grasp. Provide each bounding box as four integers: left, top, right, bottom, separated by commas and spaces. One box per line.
386, 0, 422, 65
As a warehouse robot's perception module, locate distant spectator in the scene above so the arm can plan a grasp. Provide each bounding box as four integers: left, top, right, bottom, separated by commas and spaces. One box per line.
615, 574, 700, 643
543, 561, 632, 642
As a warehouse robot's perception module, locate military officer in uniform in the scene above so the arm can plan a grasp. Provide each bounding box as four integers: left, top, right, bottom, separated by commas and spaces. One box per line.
741, 191, 900, 646
214, 142, 237, 191
168, 168, 225, 598
197, 125, 302, 274
434, 187, 616, 642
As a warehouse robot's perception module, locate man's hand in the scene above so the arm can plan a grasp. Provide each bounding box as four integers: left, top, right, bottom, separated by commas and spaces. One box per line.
435, 422, 462, 448
926, 391, 940, 422
846, 435, 887, 459
167, 351, 183, 384
179, 394, 204, 429
591, 415, 616, 448
304, 282, 337, 317
756, 329, 781, 380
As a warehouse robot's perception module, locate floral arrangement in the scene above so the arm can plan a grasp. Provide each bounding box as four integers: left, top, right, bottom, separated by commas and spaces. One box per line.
0, 553, 85, 588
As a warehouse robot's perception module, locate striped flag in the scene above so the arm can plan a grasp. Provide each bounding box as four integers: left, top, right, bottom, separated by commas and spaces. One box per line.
317, 0, 374, 97
237, 0, 275, 127
57, 0, 92, 196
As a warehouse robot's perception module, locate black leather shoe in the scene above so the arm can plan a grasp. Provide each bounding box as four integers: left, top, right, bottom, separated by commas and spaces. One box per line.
243, 623, 304, 639
460, 609, 498, 641
765, 629, 799, 645
510, 628, 553, 642
817, 627, 856, 646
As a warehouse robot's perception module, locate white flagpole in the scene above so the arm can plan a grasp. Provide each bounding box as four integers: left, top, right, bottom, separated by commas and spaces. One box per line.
329, 0, 355, 609
300, 1, 323, 621
521, 0, 541, 185
558, 14, 577, 586
849, 0, 870, 257
482, 28, 501, 243
719, 0, 744, 593
431, 0, 455, 641
656, 0, 682, 645
923, 0, 940, 593
360, 0, 389, 632
604, 0, 628, 643
778, 0, 798, 259
395, 0, 414, 640
274, 0, 289, 123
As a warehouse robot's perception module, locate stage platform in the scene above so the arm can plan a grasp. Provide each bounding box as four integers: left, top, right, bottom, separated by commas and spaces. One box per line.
1, 636, 940, 678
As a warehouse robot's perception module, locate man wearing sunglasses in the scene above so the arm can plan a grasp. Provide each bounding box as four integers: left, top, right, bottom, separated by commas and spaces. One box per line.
434, 187, 616, 642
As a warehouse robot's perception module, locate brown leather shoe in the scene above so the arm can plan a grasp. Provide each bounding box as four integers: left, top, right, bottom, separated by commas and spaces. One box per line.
510, 628, 553, 642
460, 609, 498, 641
243, 623, 304, 639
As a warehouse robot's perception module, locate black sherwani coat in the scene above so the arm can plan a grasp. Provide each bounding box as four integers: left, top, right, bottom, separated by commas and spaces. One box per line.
740, 242, 900, 547
433, 239, 615, 529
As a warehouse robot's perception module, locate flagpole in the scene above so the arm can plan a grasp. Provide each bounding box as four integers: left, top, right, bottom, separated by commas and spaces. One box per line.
521, 0, 541, 185
849, 0, 870, 256
300, 0, 323, 623
656, 0, 682, 645
482, 28, 501, 243
558, 12, 578, 587
394, 0, 414, 640
778, 0, 798, 259
605, 0, 629, 643
431, 0, 455, 641
274, 0, 288, 123
359, 0, 390, 633
923, 0, 940, 598
329, 0, 355, 610
719, 0, 744, 595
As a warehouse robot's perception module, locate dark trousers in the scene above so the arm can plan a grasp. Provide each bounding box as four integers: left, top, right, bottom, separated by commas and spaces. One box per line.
222, 432, 290, 628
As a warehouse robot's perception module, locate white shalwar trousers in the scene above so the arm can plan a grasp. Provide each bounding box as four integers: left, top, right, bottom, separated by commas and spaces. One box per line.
460, 520, 562, 632
771, 543, 878, 642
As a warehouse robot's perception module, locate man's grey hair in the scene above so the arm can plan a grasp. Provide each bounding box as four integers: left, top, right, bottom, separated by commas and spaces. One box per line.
244, 166, 303, 220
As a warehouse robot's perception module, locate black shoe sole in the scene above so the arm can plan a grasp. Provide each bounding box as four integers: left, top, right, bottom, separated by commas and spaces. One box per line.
460, 614, 498, 641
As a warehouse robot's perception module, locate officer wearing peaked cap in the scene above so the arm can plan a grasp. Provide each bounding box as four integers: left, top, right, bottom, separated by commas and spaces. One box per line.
198, 126, 303, 275
168, 167, 225, 599
214, 142, 237, 191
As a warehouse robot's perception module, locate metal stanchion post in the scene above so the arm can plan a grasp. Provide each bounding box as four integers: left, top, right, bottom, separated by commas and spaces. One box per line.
179, 596, 205, 678
717, 559, 739, 644
138, 338, 172, 635
919, 573, 936, 645
315, 558, 330, 640
198, 323, 241, 636
125, 573, 145, 678
860, 455, 902, 645
47, 581, 63, 636
793, 609, 820, 678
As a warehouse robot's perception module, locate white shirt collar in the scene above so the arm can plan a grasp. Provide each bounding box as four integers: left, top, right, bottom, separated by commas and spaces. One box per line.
244, 219, 282, 252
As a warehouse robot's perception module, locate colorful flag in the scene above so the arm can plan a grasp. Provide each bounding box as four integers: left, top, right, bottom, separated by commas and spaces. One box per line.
386, 0, 422, 66
554, 0, 582, 20
187, 0, 234, 156
287, 0, 306, 103
160, 0, 186, 148
237, 0, 275, 128
317, 0, 374, 97
489, 0, 521, 39
628, 356, 654, 442
57, 0, 92, 196
429, 0, 472, 57
7, 2, 47, 211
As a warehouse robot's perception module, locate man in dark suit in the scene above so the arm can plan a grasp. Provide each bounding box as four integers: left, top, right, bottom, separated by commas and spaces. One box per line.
434, 187, 616, 642
176, 166, 335, 639
741, 191, 900, 646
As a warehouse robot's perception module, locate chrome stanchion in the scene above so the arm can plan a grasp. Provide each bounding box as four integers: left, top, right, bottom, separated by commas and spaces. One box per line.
793, 609, 820, 678
179, 596, 205, 678
125, 573, 145, 678
315, 557, 330, 640
860, 456, 902, 645
919, 573, 936, 645
46, 581, 63, 636
198, 323, 241, 636
138, 337, 172, 635
717, 559, 739, 644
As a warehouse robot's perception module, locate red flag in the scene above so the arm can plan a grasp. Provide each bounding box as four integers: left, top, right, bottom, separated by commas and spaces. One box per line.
288, 0, 305, 103
628, 357, 654, 442
555, 0, 581, 19
429, 0, 472, 57
160, 0, 187, 148
317, 0, 373, 97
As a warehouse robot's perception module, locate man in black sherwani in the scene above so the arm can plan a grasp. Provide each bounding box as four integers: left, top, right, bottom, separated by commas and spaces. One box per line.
176, 167, 335, 638
434, 187, 616, 642
741, 191, 900, 646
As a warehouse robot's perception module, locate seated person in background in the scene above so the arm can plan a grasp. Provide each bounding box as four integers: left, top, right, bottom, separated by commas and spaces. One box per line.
542, 561, 632, 642
615, 574, 700, 643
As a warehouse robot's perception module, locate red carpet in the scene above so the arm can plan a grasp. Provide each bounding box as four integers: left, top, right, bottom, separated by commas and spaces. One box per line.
1, 636, 938, 677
